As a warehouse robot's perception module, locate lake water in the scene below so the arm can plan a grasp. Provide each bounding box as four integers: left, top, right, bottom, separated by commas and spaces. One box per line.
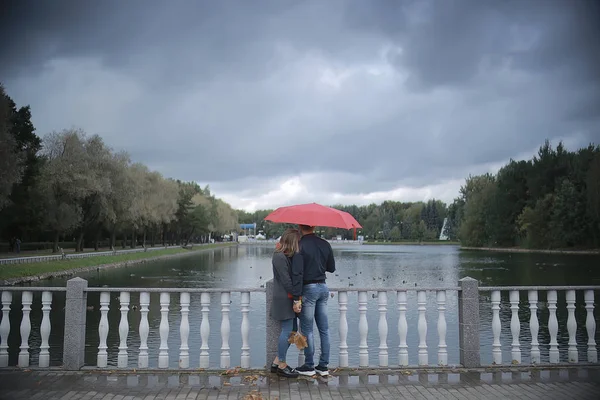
4, 244, 600, 368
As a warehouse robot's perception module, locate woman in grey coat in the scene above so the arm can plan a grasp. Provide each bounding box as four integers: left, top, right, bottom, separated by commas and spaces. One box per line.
270, 228, 304, 378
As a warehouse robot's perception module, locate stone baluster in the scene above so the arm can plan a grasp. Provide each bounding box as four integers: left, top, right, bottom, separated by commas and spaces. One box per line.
17, 291, 33, 367
377, 291, 388, 367
179, 292, 190, 368
397, 291, 408, 366
528, 290, 540, 364
509, 290, 521, 364
566, 289, 578, 363
158, 292, 170, 368
584, 290, 597, 363
417, 290, 428, 366
0, 292, 11, 367
240, 292, 251, 368
220, 292, 231, 368
338, 291, 349, 367
97, 292, 110, 367
39, 291, 52, 368
199, 292, 211, 368
491, 290, 502, 364
118, 291, 130, 368
138, 292, 150, 368
358, 291, 369, 367
547, 290, 559, 363
437, 290, 448, 366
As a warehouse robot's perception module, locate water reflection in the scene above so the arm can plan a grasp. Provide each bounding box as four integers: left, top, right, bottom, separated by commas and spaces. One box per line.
5, 244, 600, 368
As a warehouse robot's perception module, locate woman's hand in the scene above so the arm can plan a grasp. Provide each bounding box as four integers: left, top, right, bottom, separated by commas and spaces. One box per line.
293, 300, 302, 313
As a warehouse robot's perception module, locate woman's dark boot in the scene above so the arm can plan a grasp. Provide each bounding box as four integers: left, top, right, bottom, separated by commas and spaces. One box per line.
277, 365, 299, 378
270, 363, 278, 373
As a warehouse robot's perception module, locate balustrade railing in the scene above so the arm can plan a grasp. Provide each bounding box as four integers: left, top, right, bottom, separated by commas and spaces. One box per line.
480, 286, 599, 366
0, 287, 66, 368
85, 286, 261, 370
0, 278, 598, 370
323, 288, 454, 368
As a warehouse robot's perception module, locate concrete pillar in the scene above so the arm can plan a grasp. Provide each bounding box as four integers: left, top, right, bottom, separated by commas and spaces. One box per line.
265, 279, 281, 369
458, 277, 481, 368
63, 277, 88, 370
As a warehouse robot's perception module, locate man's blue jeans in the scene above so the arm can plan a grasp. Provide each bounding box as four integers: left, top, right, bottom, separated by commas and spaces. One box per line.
299, 283, 330, 368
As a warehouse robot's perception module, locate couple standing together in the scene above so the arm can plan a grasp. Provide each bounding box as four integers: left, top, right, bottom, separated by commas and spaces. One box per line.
270, 224, 335, 378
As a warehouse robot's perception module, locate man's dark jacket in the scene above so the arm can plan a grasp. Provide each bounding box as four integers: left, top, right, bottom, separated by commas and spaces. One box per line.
292, 233, 335, 294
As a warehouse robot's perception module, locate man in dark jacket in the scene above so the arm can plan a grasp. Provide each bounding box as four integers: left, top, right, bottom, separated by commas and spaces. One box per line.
295, 224, 335, 377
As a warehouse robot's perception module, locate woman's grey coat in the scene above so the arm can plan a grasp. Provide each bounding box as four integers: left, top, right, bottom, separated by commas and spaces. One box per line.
270, 251, 303, 321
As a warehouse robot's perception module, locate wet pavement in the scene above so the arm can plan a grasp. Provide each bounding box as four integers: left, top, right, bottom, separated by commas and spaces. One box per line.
0, 367, 599, 399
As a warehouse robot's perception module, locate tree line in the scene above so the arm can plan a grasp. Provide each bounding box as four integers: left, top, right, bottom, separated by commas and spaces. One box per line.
0, 84, 238, 252
238, 199, 449, 242
240, 141, 600, 250
447, 141, 600, 249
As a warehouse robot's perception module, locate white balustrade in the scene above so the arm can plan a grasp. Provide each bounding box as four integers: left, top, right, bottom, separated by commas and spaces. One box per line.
509, 290, 521, 364
240, 292, 251, 368
566, 289, 578, 363
158, 292, 170, 368
199, 292, 211, 368
437, 290, 447, 366
0, 292, 12, 367
377, 291, 388, 367
417, 290, 427, 366
39, 291, 52, 368
358, 291, 368, 367
1, 282, 598, 371
528, 290, 540, 364
118, 291, 130, 368
397, 291, 408, 366
179, 292, 190, 368
338, 291, 349, 367
491, 290, 502, 364
220, 292, 231, 368
584, 290, 598, 363
97, 292, 110, 367
547, 290, 559, 363
138, 292, 150, 368
17, 291, 32, 367
584, 290, 597, 363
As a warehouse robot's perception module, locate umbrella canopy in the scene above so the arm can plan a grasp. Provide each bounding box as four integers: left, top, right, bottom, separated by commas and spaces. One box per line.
264, 203, 362, 230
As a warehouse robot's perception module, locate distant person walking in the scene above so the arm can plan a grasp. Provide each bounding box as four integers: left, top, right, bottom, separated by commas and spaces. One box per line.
15, 238, 21, 254
269, 229, 304, 378
295, 224, 335, 377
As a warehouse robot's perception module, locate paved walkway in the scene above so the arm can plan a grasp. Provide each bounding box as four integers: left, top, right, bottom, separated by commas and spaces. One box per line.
1, 367, 599, 400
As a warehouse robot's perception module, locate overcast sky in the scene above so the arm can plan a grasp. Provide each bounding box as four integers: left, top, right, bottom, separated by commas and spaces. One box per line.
1, 0, 599, 211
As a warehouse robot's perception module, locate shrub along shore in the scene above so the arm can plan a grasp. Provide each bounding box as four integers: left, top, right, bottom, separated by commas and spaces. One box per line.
460, 246, 600, 255
364, 241, 460, 245
0, 243, 235, 285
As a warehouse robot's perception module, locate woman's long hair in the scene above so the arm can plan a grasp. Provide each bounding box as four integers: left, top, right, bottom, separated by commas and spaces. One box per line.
275, 228, 300, 257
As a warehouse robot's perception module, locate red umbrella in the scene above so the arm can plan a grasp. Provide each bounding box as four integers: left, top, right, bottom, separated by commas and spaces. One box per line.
264, 203, 362, 230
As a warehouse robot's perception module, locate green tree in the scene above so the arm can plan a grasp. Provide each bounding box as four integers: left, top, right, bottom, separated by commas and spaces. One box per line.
0, 85, 25, 211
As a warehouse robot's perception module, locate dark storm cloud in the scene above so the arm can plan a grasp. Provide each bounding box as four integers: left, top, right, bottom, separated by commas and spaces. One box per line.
1, 0, 599, 207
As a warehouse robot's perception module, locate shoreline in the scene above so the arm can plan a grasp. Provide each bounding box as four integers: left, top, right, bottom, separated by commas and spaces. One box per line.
460, 246, 600, 255
364, 241, 460, 246
0, 243, 236, 286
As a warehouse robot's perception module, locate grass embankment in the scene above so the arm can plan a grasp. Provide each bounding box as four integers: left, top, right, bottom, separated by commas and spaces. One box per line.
364, 241, 460, 246
460, 246, 600, 255
0, 243, 234, 282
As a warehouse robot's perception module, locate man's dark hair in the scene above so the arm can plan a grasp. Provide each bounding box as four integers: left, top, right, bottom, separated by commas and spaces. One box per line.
299, 224, 315, 232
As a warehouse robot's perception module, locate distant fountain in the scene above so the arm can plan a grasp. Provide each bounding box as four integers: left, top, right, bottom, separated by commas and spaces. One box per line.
439, 218, 449, 240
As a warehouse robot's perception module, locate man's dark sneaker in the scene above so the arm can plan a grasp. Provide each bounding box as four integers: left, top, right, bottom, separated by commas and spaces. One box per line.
296, 364, 316, 376
315, 365, 329, 376
270, 363, 278, 373
277, 365, 299, 378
